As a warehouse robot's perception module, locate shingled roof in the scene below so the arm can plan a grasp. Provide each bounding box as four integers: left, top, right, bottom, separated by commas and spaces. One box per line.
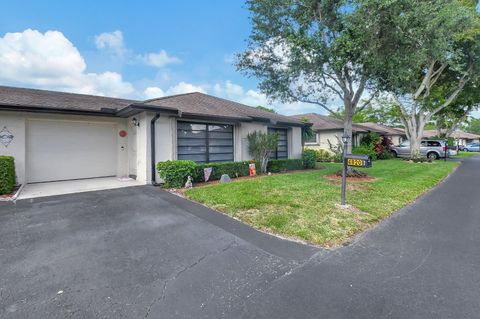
0, 85, 137, 114
140, 92, 305, 125
290, 113, 368, 132
0, 86, 305, 126
356, 122, 405, 136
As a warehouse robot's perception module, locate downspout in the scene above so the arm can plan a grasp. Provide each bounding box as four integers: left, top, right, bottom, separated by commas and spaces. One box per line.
151, 113, 161, 186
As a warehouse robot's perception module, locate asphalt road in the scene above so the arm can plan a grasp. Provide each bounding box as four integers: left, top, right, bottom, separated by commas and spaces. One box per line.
1, 156, 480, 318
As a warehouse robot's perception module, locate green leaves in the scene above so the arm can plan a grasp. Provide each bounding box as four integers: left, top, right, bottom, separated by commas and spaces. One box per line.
0, 156, 15, 195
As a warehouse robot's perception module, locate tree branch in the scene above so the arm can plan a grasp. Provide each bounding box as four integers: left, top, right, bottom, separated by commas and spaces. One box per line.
427, 61, 474, 119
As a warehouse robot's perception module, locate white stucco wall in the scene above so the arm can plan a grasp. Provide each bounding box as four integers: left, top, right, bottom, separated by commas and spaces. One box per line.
290, 126, 302, 159
237, 122, 268, 160
0, 112, 26, 184
0, 111, 128, 185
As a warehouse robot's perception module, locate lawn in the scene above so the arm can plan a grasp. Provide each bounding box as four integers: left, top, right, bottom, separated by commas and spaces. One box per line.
185, 159, 459, 247
455, 151, 480, 158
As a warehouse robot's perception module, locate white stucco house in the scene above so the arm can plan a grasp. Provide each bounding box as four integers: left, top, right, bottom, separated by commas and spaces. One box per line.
0, 86, 305, 187
291, 113, 406, 151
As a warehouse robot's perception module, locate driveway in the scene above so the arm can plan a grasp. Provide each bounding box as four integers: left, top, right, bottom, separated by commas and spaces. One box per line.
0, 185, 316, 319
2, 156, 480, 318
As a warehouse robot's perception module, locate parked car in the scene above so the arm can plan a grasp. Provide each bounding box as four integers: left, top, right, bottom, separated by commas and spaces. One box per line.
464, 143, 480, 152
390, 140, 447, 160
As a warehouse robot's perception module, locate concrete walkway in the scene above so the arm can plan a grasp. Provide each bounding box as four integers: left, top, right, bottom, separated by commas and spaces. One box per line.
18, 177, 143, 199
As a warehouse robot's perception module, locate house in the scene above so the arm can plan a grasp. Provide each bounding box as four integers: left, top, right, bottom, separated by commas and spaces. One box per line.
291, 113, 406, 151
422, 130, 480, 146
355, 122, 406, 145
0, 86, 305, 186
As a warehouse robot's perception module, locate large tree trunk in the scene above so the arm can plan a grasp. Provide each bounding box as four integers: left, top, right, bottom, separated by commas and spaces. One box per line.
343, 102, 354, 154
401, 111, 426, 159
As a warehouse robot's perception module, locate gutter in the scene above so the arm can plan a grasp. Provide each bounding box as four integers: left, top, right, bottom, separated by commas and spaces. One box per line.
151, 113, 161, 186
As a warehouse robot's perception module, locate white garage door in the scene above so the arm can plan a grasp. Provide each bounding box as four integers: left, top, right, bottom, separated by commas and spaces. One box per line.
26, 120, 118, 183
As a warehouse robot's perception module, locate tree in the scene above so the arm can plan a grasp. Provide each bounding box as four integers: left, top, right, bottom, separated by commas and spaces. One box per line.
332, 95, 403, 126
354, 0, 480, 158
464, 117, 480, 135
236, 0, 379, 153
300, 117, 315, 149
432, 77, 480, 137
247, 130, 279, 174
256, 105, 277, 113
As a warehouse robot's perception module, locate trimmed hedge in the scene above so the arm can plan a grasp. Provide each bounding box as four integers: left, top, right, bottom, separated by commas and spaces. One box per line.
193, 161, 259, 182
301, 149, 317, 169
0, 156, 16, 195
157, 157, 310, 187
267, 159, 304, 173
352, 146, 377, 161
156, 160, 197, 188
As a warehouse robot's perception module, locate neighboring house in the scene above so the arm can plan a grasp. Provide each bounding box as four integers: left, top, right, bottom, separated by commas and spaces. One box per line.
422, 130, 480, 146
0, 86, 305, 186
355, 122, 406, 145
291, 113, 406, 151
291, 113, 369, 151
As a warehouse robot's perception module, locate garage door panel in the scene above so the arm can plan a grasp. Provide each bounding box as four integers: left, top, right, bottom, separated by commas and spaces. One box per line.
27, 120, 117, 183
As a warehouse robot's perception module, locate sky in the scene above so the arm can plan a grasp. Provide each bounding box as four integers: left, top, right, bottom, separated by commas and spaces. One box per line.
0, 0, 320, 115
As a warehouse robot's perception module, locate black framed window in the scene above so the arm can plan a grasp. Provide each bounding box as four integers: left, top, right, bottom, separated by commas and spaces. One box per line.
177, 121, 234, 163
268, 128, 288, 159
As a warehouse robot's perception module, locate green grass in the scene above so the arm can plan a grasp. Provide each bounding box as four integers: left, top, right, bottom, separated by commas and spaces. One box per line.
455, 151, 480, 158
185, 159, 458, 247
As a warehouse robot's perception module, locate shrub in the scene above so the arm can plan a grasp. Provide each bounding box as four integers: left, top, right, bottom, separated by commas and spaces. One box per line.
301, 149, 317, 169
327, 139, 343, 163
267, 159, 304, 173
247, 130, 278, 173
156, 160, 197, 188
360, 132, 381, 147
193, 161, 259, 182
352, 146, 377, 160
0, 156, 16, 195
315, 149, 333, 162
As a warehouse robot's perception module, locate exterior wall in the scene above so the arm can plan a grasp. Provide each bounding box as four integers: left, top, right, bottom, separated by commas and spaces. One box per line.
0, 112, 26, 184
390, 135, 404, 146
289, 126, 302, 159
0, 111, 128, 185
305, 129, 343, 152
135, 112, 152, 184
237, 122, 268, 161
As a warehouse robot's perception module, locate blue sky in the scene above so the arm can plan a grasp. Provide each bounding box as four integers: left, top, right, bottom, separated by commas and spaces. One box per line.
0, 0, 318, 115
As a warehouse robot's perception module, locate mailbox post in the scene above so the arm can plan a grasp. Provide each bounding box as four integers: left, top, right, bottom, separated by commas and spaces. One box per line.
340, 150, 372, 206
341, 134, 349, 205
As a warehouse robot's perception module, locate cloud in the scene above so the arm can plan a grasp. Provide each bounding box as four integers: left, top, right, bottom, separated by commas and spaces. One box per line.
138, 50, 181, 68
211, 80, 321, 115
166, 82, 206, 95
0, 29, 134, 97
144, 86, 165, 99
94, 30, 126, 56
143, 82, 206, 99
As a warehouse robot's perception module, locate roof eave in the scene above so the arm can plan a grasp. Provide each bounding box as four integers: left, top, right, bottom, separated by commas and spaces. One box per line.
0, 104, 119, 117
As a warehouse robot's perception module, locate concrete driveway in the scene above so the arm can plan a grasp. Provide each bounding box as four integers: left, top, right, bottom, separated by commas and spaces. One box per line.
2, 156, 480, 318
0, 186, 316, 319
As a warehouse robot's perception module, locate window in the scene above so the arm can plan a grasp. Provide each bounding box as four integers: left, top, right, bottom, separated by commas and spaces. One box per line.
426, 141, 441, 147
305, 133, 318, 144
177, 121, 234, 163
268, 128, 288, 159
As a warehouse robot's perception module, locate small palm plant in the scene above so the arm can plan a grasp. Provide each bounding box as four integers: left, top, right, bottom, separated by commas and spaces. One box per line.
247, 130, 278, 174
